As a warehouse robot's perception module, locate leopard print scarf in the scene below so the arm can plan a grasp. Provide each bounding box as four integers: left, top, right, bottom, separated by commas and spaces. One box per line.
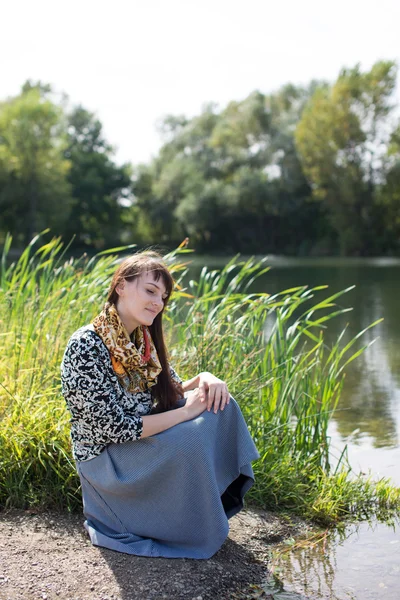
92, 302, 162, 393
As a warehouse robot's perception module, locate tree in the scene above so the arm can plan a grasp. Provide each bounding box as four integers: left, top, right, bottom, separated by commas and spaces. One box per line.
0, 85, 71, 244
295, 61, 398, 255
376, 122, 400, 252
132, 86, 321, 254
64, 107, 132, 248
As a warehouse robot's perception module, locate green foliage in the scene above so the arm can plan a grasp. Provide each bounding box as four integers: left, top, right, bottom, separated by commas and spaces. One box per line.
0, 86, 71, 244
1, 236, 399, 524
133, 86, 327, 254
295, 61, 399, 255
0, 233, 118, 507
64, 107, 132, 249
377, 123, 400, 252
0, 83, 133, 251
1, 61, 400, 256
132, 62, 400, 256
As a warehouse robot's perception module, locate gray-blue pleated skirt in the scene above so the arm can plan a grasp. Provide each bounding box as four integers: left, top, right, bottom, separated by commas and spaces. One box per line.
77, 398, 259, 559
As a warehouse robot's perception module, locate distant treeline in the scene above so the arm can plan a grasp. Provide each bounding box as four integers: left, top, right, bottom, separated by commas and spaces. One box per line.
1, 61, 400, 256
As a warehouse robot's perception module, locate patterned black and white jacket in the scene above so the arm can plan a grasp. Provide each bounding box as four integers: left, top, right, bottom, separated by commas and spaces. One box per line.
61, 325, 182, 462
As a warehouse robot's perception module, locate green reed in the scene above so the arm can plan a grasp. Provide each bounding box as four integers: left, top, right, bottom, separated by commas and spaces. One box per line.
0, 234, 399, 522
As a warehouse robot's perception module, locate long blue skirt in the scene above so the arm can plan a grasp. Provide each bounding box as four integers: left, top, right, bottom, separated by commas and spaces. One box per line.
77, 398, 259, 559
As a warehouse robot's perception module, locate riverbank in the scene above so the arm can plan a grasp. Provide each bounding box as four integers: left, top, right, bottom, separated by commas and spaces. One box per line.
2, 239, 400, 600
2, 239, 399, 524
0, 507, 309, 600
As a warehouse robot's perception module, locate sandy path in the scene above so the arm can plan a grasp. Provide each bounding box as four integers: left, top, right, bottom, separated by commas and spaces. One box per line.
0, 507, 305, 600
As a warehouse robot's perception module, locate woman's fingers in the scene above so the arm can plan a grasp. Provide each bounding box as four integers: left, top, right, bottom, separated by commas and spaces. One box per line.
199, 380, 207, 403
213, 397, 221, 413
218, 387, 230, 412
213, 384, 224, 413
207, 384, 230, 413
198, 373, 230, 412
220, 388, 230, 411
207, 385, 215, 411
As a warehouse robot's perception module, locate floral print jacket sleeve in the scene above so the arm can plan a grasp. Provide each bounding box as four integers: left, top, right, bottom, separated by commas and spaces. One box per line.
61, 326, 152, 462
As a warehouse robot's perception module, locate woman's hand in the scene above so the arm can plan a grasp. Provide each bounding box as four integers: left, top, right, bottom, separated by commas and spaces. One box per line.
183, 388, 208, 421
198, 372, 230, 414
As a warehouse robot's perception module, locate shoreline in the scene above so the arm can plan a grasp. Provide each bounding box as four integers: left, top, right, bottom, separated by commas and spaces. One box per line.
0, 506, 310, 600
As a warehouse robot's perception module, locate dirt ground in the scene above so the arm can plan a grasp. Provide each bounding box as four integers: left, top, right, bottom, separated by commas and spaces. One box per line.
0, 507, 308, 600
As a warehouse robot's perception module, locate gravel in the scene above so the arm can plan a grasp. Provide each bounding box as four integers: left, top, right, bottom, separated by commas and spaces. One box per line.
0, 507, 307, 600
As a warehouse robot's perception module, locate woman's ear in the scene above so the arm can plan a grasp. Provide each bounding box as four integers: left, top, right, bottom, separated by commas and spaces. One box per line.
115, 280, 125, 297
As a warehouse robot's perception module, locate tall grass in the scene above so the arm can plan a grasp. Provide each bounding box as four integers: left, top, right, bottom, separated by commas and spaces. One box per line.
1, 234, 399, 523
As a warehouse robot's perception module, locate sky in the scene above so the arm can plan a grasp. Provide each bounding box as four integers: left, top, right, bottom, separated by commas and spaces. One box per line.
3, 0, 400, 166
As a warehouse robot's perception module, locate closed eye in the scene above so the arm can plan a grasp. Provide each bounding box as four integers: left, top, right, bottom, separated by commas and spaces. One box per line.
147, 289, 167, 301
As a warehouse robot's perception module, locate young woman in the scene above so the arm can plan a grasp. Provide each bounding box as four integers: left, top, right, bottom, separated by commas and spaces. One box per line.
61, 251, 259, 559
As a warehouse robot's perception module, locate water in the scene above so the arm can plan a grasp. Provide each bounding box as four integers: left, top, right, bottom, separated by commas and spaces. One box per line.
267, 519, 400, 600
252, 258, 400, 478
193, 256, 400, 599
257, 258, 400, 600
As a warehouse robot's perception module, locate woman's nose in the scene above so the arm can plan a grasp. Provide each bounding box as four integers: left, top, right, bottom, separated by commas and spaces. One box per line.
153, 296, 163, 308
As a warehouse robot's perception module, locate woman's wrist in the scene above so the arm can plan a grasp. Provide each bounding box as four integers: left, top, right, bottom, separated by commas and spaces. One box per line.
177, 405, 190, 422
182, 372, 212, 392
182, 374, 200, 392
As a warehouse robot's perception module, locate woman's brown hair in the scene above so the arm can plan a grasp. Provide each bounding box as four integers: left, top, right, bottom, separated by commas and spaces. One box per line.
107, 251, 183, 412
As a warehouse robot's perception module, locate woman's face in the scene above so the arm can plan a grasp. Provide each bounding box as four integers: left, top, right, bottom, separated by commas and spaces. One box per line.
115, 271, 168, 334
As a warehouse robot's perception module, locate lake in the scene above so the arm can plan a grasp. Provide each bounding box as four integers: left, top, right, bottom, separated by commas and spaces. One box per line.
193, 256, 400, 600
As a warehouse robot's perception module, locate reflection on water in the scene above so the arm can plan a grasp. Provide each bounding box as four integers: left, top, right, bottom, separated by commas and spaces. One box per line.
269, 519, 400, 600
189, 258, 400, 469
251, 261, 400, 462
334, 332, 400, 449
191, 257, 400, 600
252, 259, 400, 600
